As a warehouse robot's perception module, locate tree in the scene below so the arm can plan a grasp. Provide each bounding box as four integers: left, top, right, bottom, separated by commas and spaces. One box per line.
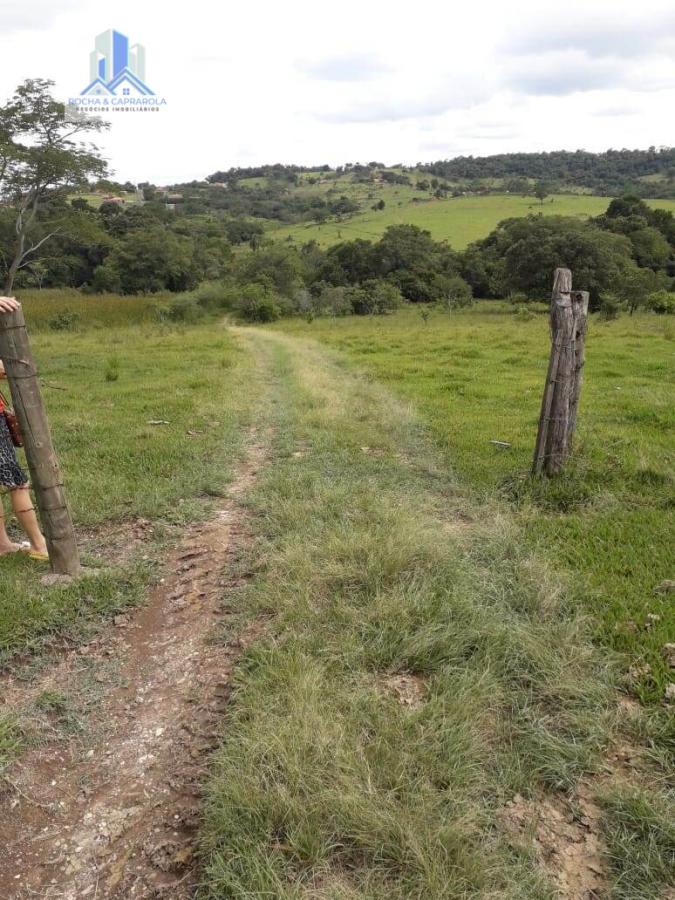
646, 289, 675, 314
533, 180, 552, 204
92, 227, 198, 294
234, 243, 305, 296
436, 274, 473, 309
0, 79, 108, 293
348, 280, 402, 315
465, 215, 635, 307
613, 265, 664, 315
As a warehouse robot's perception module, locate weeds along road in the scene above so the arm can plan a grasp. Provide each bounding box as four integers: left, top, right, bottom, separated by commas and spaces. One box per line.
1, 326, 671, 899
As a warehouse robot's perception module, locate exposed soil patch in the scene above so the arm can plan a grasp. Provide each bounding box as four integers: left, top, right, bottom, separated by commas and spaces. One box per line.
0, 433, 269, 899
497, 785, 608, 899
381, 673, 427, 709
81, 515, 170, 568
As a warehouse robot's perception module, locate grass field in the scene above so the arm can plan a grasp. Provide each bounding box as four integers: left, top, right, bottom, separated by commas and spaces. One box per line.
1, 292, 673, 896
17, 288, 169, 330
270, 193, 675, 249
276, 306, 675, 706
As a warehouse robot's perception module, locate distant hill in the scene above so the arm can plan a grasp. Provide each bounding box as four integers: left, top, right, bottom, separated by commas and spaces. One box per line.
419, 148, 675, 198
200, 149, 675, 200
151, 150, 675, 251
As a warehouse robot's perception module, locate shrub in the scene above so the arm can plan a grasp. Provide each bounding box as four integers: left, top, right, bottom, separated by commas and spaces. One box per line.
48, 310, 80, 331
89, 264, 122, 295
312, 285, 352, 317
598, 295, 621, 320
439, 275, 473, 310
647, 290, 675, 315
513, 304, 535, 321
236, 285, 282, 322
193, 281, 233, 310
158, 295, 204, 323
104, 356, 120, 382
508, 291, 531, 305
350, 280, 402, 316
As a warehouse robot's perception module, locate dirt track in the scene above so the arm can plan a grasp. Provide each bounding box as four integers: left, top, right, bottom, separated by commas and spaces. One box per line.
0, 431, 268, 899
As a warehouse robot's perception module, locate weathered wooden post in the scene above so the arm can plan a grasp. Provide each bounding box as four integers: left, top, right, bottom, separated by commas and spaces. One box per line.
568, 288, 590, 440
532, 268, 589, 476
0, 305, 80, 575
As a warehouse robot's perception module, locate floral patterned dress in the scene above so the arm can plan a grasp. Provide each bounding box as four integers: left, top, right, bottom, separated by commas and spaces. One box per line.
0, 390, 27, 489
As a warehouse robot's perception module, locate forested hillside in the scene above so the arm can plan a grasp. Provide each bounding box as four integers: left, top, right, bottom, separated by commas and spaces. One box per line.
419, 147, 675, 196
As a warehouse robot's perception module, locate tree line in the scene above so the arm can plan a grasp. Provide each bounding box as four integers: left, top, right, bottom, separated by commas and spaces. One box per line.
419, 148, 675, 198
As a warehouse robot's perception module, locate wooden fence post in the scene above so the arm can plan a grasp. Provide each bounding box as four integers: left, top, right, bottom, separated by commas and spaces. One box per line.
568, 289, 590, 442
0, 306, 80, 575
532, 269, 589, 477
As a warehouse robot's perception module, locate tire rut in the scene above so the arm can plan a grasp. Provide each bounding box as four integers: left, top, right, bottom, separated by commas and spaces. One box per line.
0, 431, 270, 900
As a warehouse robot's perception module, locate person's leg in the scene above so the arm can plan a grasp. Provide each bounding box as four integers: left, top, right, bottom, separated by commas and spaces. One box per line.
9, 486, 48, 555
0, 495, 22, 554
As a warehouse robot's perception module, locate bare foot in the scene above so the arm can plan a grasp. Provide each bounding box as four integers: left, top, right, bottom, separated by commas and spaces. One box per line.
0, 541, 23, 556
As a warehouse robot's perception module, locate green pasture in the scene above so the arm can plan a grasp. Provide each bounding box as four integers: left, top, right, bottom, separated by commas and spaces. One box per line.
271, 193, 675, 249
276, 305, 675, 704
0, 293, 259, 670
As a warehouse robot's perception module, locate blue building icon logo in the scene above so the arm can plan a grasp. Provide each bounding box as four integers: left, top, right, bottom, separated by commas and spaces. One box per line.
81, 30, 154, 97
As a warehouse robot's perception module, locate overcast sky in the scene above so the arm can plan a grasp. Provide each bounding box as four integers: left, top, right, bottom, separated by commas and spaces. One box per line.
0, 0, 673, 184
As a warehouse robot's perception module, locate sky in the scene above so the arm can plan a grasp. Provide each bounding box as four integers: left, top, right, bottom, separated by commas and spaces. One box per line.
0, 0, 674, 184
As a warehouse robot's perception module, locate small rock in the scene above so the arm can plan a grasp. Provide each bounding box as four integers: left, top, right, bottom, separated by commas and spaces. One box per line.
654, 580, 675, 594
665, 683, 675, 703
662, 644, 675, 668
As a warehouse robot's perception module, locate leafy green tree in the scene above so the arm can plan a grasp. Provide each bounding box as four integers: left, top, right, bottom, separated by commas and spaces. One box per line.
376, 225, 460, 301
436, 274, 473, 309
629, 226, 671, 271
234, 243, 305, 296
93, 226, 198, 294
347, 280, 402, 315
0, 79, 108, 292
328, 196, 359, 217
533, 180, 552, 204
613, 265, 664, 315
317, 239, 377, 286
312, 285, 352, 317
236, 283, 281, 322
466, 215, 634, 306
646, 290, 675, 314
595, 196, 674, 271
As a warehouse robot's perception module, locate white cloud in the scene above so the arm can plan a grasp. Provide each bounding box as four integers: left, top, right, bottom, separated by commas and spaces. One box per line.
503, 50, 622, 96
0, 0, 80, 32
503, 10, 675, 59
0, 0, 672, 181
297, 54, 390, 82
